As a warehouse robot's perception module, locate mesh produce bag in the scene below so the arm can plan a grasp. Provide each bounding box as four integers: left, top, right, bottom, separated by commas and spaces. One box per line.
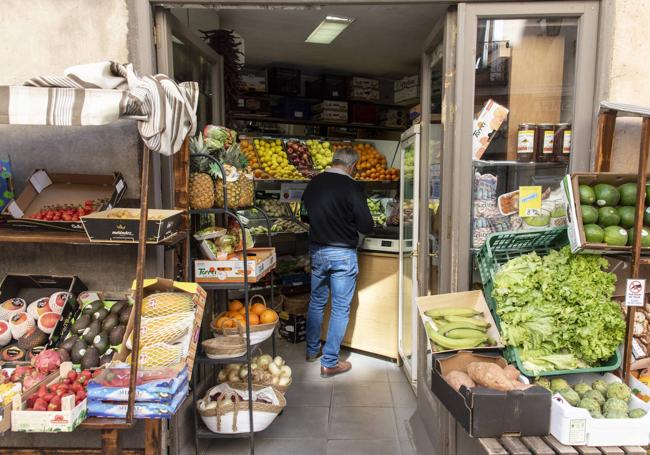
136, 342, 184, 368
128, 312, 194, 348
142, 292, 195, 317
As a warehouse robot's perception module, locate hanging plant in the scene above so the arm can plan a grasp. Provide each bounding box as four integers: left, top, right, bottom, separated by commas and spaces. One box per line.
201, 29, 244, 109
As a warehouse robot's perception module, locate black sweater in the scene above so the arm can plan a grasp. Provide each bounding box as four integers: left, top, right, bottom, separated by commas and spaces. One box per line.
301, 171, 374, 248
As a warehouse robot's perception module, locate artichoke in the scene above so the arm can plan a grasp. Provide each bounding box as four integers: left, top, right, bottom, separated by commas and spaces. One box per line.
629, 408, 647, 419
573, 382, 592, 397
590, 410, 604, 419
605, 410, 628, 419
603, 397, 628, 414
582, 389, 606, 406
559, 387, 581, 406
536, 377, 551, 391
606, 382, 632, 403
578, 397, 601, 413
551, 378, 570, 393
591, 379, 608, 395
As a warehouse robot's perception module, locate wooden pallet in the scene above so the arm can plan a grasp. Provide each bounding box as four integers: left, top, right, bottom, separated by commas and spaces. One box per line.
478, 436, 646, 455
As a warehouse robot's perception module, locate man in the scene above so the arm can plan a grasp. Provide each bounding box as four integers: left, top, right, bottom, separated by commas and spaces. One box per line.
301, 148, 374, 377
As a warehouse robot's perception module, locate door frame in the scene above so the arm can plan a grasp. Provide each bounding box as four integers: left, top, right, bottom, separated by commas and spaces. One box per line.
452, 1, 599, 291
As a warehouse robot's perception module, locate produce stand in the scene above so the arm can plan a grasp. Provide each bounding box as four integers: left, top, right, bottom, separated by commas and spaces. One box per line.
0, 73, 197, 454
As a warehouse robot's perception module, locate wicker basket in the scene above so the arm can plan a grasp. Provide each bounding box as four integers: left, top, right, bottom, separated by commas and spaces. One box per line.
211, 295, 278, 345
197, 383, 286, 434
202, 334, 247, 360
229, 377, 292, 394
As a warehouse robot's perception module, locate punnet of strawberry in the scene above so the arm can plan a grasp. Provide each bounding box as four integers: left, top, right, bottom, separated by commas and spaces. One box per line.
25, 369, 100, 411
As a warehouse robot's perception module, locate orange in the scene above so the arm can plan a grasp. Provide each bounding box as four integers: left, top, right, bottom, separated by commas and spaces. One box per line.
222, 319, 238, 329
251, 302, 266, 316
248, 313, 260, 325
228, 300, 244, 312
238, 306, 247, 315
227, 310, 240, 318
260, 309, 278, 324
215, 316, 229, 329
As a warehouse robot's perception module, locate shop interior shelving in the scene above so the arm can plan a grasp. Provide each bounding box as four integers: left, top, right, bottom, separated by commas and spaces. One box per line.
230, 113, 406, 132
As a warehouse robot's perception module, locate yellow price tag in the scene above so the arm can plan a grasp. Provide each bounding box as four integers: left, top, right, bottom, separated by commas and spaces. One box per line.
519, 186, 542, 217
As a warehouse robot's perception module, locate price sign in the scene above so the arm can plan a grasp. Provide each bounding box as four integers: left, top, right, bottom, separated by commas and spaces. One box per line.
519, 186, 542, 217
625, 278, 646, 307
279, 183, 307, 202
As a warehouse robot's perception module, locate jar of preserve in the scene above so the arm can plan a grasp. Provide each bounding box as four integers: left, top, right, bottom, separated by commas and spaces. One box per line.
537, 123, 556, 162
516, 123, 537, 162
554, 123, 571, 163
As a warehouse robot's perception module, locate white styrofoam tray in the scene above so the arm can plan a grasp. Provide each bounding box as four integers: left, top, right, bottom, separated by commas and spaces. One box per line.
550, 372, 650, 446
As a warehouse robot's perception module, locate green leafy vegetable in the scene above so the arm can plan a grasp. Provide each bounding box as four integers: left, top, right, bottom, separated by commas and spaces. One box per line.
492, 247, 625, 374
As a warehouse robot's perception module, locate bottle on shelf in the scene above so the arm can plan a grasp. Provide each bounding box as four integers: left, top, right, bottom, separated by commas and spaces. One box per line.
537, 123, 556, 162
516, 123, 537, 163
554, 123, 571, 164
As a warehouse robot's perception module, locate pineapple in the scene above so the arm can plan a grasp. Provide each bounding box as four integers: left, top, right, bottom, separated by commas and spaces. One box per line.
214, 145, 252, 209
189, 133, 215, 209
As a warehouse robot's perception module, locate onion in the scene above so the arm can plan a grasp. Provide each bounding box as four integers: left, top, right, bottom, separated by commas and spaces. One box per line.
273, 356, 285, 367
271, 375, 280, 386
258, 354, 272, 370
280, 366, 292, 378
205, 401, 217, 410
226, 363, 239, 372
250, 363, 258, 371
227, 370, 239, 382
268, 361, 281, 377
217, 370, 227, 382
278, 375, 291, 387
239, 367, 248, 379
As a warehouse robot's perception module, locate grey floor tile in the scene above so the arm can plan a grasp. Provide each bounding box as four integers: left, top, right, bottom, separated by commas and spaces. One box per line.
330, 355, 389, 383
329, 406, 397, 440
389, 380, 416, 409
284, 381, 333, 407
260, 406, 330, 438
326, 439, 400, 455
399, 439, 416, 455
255, 438, 328, 455
387, 363, 409, 383
332, 381, 392, 407
394, 406, 416, 442
202, 438, 250, 455
291, 362, 331, 383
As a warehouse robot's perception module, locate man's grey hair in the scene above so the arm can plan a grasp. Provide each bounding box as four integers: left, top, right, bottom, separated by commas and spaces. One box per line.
332, 147, 360, 167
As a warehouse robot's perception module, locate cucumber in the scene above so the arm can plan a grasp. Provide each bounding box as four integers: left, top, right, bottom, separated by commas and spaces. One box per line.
437, 322, 488, 335
425, 322, 488, 350
443, 315, 490, 328
424, 307, 483, 318
445, 328, 489, 340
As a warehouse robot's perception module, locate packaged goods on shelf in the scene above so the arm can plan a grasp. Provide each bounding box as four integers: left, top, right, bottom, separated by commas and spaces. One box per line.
472, 99, 509, 160
0, 159, 14, 210
87, 381, 187, 419
305, 75, 348, 100
195, 247, 277, 284
379, 108, 407, 128
3, 171, 127, 232
241, 69, 267, 94
80, 208, 183, 244
394, 75, 419, 104
312, 100, 348, 113
350, 76, 379, 90
312, 110, 348, 123
268, 67, 300, 96
87, 365, 188, 402
233, 97, 271, 116
349, 86, 379, 102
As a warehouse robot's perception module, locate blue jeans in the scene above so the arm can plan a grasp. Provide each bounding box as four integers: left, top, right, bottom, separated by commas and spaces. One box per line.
306, 244, 359, 368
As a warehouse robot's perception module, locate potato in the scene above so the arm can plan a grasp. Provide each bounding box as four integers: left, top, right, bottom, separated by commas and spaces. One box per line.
445, 371, 476, 391
503, 364, 521, 381
467, 362, 518, 392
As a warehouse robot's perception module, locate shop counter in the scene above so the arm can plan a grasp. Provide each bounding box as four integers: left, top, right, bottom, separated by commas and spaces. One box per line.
322, 251, 399, 359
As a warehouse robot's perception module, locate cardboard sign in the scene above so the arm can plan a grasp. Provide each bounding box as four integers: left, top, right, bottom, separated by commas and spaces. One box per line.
519, 186, 542, 217
626, 278, 646, 307
280, 182, 307, 202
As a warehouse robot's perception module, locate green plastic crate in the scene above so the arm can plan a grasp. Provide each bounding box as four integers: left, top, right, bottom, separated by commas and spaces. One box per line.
476, 227, 622, 377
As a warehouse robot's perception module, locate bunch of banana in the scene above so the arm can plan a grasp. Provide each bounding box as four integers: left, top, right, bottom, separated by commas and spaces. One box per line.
423, 307, 495, 350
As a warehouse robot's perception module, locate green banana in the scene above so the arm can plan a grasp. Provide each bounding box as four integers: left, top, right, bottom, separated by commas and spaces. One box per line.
445, 328, 489, 340
443, 315, 490, 328
424, 307, 483, 318
437, 321, 488, 335
425, 322, 488, 350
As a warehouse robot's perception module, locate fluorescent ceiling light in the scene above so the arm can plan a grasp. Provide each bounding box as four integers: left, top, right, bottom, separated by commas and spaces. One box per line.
306, 16, 355, 44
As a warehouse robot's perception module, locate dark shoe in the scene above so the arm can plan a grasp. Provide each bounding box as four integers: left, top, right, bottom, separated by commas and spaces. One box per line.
306, 350, 322, 362
320, 360, 352, 378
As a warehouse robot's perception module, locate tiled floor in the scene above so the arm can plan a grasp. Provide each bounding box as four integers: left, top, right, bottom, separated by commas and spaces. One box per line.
201, 337, 418, 455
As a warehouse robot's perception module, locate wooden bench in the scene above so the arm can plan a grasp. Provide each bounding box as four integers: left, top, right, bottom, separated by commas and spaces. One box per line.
478, 436, 646, 455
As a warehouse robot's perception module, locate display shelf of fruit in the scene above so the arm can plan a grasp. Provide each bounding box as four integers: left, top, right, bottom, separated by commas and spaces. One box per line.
271, 218, 308, 234
253, 138, 303, 180
285, 140, 319, 178
306, 140, 334, 170
367, 198, 387, 226
353, 143, 399, 181
213, 299, 279, 331
240, 138, 271, 179
217, 354, 292, 391
250, 225, 269, 235
256, 199, 288, 218
28, 199, 105, 222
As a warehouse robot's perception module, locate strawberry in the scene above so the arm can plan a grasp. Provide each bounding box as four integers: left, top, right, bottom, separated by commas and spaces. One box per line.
72, 382, 83, 393
33, 398, 48, 411
47, 402, 60, 412
50, 395, 62, 407
37, 385, 48, 399
42, 393, 54, 403
67, 371, 78, 382
26, 395, 37, 409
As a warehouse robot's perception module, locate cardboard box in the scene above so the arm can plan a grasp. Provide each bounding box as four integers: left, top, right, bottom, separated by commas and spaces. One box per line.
549, 372, 650, 446
81, 208, 183, 244
394, 75, 419, 91
472, 99, 509, 160
395, 86, 419, 104
349, 87, 380, 102
4, 171, 126, 232
241, 69, 267, 93
115, 279, 206, 380
431, 351, 551, 437
350, 77, 379, 89
312, 100, 348, 113
312, 111, 348, 123
278, 312, 306, 343
194, 247, 276, 284
0, 274, 87, 350
562, 173, 644, 254
416, 290, 504, 354
12, 362, 87, 432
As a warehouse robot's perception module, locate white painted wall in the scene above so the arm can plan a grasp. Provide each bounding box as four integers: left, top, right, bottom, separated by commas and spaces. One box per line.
0, 0, 130, 86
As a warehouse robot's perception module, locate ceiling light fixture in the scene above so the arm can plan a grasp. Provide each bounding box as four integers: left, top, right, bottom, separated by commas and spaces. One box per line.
305, 16, 355, 44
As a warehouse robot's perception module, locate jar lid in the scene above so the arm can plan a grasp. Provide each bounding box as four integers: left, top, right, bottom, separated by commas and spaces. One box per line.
556, 123, 571, 127
538, 123, 555, 127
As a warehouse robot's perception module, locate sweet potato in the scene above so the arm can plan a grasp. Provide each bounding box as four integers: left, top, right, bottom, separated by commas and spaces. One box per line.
445, 371, 476, 391
466, 362, 518, 391
503, 364, 521, 381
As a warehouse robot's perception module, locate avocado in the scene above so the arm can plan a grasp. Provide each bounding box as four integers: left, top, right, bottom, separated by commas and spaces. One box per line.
619, 182, 638, 206
582, 205, 599, 224
80, 346, 100, 370
72, 314, 91, 335
598, 207, 620, 227
102, 313, 120, 333
71, 339, 87, 364
109, 325, 126, 346
109, 301, 126, 315
119, 305, 132, 325
100, 349, 115, 366
82, 320, 102, 344
92, 332, 110, 355
603, 226, 629, 246
644, 207, 650, 225
59, 335, 79, 353
617, 206, 637, 229
594, 183, 620, 207
92, 308, 109, 322
628, 227, 650, 247
82, 300, 104, 316
584, 224, 605, 243
579, 184, 596, 205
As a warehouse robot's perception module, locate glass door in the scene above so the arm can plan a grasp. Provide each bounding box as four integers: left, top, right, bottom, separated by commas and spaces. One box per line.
398, 126, 420, 383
